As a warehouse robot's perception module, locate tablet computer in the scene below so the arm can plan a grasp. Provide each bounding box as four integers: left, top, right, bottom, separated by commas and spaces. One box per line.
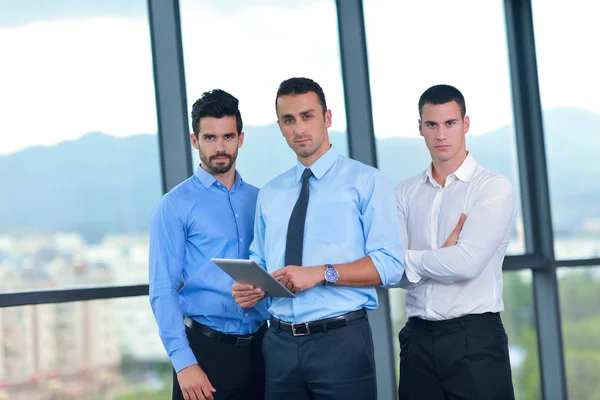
211, 258, 296, 298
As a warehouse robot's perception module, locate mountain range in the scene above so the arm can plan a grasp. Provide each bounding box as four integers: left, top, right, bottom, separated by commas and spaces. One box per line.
0, 107, 597, 242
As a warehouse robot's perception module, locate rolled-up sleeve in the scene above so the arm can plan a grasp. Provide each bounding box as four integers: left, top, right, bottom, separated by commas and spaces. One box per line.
149, 195, 197, 373
360, 172, 405, 286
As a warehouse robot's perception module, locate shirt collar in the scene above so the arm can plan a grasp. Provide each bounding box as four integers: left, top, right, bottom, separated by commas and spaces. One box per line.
295, 146, 339, 182
194, 165, 244, 190
420, 152, 477, 185
453, 152, 477, 182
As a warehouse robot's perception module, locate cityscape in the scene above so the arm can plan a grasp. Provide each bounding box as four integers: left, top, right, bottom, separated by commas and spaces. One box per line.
1, 220, 600, 398
1, 110, 599, 398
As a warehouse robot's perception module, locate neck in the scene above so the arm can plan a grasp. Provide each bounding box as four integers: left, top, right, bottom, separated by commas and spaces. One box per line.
202, 163, 237, 190
431, 149, 468, 187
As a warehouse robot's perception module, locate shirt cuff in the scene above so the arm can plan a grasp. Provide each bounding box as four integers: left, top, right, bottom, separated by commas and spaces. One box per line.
171, 347, 198, 374
369, 252, 404, 286
404, 250, 424, 284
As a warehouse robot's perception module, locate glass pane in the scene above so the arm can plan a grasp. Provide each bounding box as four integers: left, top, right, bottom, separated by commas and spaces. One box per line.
180, 0, 348, 188
0, 298, 169, 400
388, 270, 541, 398
531, 0, 600, 260
557, 266, 600, 399
0, 2, 161, 292
363, 0, 525, 255
502, 270, 541, 399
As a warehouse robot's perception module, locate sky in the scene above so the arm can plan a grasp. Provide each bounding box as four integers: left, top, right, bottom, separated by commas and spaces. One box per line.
0, 0, 598, 155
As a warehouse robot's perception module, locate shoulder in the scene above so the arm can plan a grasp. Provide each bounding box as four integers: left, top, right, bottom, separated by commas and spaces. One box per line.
395, 168, 427, 200
152, 175, 197, 216
472, 165, 513, 195
241, 181, 260, 198
257, 166, 295, 200
337, 154, 392, 187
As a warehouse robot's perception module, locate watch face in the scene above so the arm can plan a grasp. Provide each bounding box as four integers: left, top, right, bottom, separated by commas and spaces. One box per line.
325, 267, 339, 283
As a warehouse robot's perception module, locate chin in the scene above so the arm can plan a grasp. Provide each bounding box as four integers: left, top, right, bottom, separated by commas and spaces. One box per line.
295, 146, 316, 158
210, 163, 234, 174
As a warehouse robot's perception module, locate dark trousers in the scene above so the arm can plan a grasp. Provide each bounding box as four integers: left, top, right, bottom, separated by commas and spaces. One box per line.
172, 324, 266, 400
262, 315, 377, 400
398, 312, 515, 400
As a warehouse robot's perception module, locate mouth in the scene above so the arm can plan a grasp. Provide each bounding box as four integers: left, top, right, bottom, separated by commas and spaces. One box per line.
211, 156, 231, 162
435, 145, 451, 150
295, 138, 311, 144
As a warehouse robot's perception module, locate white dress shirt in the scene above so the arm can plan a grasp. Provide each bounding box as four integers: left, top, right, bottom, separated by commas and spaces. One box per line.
395, 153, 516, 320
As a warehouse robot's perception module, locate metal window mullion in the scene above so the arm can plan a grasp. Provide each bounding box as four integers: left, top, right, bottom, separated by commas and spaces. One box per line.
147, 0, 192, 193
503, 0, 567, 398
336, 1, 396, 399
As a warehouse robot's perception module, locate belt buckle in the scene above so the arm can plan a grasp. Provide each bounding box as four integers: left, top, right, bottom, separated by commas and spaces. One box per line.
235, 336, 253, 346
291, 322, 310, 336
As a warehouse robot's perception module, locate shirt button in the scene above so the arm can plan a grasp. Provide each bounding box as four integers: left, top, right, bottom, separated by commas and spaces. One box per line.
235, 214, 239, 218
426, 308, 433, 314
244, 313, 249, 317
239, 238, 243, 242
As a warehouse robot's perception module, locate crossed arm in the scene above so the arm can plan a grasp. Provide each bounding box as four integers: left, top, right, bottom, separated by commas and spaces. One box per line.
398, 177, 515, 287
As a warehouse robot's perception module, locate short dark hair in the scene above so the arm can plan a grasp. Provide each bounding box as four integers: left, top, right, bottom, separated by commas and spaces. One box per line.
275, 77, 327, 114
190, 89, 243, 135
418, 84, 466, 119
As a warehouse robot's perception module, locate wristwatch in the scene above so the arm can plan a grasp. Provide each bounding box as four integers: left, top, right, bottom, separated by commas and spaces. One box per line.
323, 264, 339, 285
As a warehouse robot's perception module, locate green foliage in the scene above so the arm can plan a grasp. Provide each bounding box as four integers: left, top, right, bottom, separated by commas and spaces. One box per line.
503, 269, 600, 400
104, 269, 600, 399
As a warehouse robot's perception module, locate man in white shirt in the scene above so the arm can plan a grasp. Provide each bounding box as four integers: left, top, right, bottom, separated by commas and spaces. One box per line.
396, 84, 516, 400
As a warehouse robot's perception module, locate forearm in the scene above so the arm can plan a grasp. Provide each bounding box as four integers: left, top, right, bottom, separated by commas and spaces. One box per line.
150, 289, 197, 372
332, 256, 382, 287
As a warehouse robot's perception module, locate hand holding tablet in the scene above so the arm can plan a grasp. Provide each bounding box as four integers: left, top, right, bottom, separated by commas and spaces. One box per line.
211, 258, 296, 298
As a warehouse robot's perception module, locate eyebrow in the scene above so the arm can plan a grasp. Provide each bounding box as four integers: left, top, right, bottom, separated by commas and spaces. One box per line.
201, 132, 237, 137
423, 118, 459, 125
280, 108, 317, 119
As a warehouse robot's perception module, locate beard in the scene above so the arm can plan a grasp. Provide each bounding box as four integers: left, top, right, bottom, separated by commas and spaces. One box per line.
200, 151, 237, 174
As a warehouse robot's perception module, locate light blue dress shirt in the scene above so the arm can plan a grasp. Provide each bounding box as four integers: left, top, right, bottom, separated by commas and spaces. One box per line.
250, 146, 405, 323
149, 166, 269, 373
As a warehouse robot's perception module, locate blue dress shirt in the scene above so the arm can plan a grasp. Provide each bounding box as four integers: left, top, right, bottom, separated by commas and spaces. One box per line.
149, 166, 269, 373
250, 146, 405, 323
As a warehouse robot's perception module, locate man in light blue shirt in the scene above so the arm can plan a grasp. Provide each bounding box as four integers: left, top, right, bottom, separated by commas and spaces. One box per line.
232, 77, 405, 399
149, 89, 269, 400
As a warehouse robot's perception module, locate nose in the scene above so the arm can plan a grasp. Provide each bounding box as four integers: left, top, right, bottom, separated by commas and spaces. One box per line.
215, 137, 225, 152
294, 119, 307, 136
435, 126, 447, 141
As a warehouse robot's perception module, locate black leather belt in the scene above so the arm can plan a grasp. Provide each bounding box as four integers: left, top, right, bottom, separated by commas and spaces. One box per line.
184, 317, 267, 347
270, 308, 366, 336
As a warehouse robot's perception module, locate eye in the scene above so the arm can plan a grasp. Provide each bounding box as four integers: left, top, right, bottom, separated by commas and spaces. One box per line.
224, 134, 235, 139
303, 114, 313, 120
426, 123, 435, 128
203, 135, 214, 141
283, 118, 293, 124
447, 121, 455, 127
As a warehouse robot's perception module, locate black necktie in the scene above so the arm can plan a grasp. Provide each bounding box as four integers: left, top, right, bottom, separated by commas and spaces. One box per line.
284, 168, 313, 266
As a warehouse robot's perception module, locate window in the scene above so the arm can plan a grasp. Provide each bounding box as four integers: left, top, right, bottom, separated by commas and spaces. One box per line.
532, 0, 600, 260
0, 1, 161, 292
557, 266, 600, 399
0, 299, 169, 399
387, 271, 541, 398
180, 0, 348, 188
363, 0, 525, 255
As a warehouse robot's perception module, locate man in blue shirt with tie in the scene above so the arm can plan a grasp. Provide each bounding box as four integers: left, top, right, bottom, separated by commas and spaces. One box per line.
149, 89, 269, 400
232, 77, 405, 399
